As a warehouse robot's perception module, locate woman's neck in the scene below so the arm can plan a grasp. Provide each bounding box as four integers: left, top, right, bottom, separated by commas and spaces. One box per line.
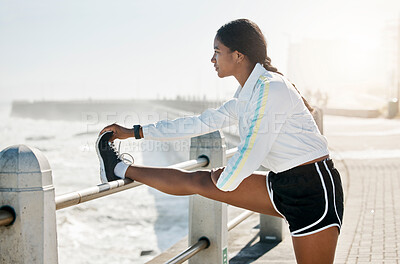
234, 62, 255, 87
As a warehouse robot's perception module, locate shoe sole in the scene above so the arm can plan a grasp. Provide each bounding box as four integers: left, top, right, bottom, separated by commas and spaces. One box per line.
96, 131, 111, 183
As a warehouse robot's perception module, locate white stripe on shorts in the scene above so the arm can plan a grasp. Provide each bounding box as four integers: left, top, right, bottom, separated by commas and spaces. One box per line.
323, 159, 342, 226
291, 162, 328, 236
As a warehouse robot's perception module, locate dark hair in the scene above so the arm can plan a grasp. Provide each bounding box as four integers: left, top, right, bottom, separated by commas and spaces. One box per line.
216, 19, 314, 113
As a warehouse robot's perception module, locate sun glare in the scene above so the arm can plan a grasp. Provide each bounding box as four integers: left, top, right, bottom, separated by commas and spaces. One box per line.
342, 33, 381, 73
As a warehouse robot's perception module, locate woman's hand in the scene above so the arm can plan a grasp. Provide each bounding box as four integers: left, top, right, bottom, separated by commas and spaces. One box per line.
211, 167, 225, 185
99, 123, 134, 142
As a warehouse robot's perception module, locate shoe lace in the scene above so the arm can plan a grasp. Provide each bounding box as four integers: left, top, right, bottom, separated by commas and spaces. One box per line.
109, 141, 134, 165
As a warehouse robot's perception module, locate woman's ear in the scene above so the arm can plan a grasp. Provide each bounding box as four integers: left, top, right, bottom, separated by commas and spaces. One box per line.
235, 51, 245, 63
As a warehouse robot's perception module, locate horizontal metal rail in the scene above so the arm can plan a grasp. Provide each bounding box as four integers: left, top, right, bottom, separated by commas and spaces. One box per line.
56, 179, 142, 210
157, 210, 253, 264
55, 148, 238, 210
0, 209, 14, 227
167, 156, 208, 170
227, 210, 255, 231
226, 147, 238, 159
165, 238, 210, 264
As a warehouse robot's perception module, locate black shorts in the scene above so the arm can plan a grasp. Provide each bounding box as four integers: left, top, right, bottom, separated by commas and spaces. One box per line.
266, 158, 344, 237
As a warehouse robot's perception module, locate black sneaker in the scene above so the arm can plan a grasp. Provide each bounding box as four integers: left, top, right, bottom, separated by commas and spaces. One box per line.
96, 131, 123, 183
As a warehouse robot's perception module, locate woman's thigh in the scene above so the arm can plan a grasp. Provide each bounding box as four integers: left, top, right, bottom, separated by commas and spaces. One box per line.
292, 226, 339, 264
193, 172, 282, 217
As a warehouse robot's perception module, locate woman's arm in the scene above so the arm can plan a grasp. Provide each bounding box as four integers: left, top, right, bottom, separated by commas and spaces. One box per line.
141, 98, 238, 141
99, 99, 237, 142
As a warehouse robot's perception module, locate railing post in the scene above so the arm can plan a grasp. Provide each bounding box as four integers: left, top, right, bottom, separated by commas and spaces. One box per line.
258, 164, 284, 243
189, 130, 228, 264
312, 107, 324, 135
259, 214, 284, 243
387, 98, 398, 119
0, 145, 58, 263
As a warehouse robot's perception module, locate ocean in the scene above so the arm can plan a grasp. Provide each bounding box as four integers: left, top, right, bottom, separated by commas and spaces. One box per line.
0, 101, 192, 264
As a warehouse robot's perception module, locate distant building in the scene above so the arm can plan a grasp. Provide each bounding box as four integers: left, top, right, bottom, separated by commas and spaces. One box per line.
382, 19, 400, 99
287, 38, 343, 94
286, 29, 398, 108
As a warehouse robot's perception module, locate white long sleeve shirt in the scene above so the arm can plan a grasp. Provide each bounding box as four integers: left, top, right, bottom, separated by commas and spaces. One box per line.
142, 63, 329, 191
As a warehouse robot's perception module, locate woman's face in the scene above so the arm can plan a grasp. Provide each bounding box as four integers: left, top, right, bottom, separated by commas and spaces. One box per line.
211, 37, 237, 78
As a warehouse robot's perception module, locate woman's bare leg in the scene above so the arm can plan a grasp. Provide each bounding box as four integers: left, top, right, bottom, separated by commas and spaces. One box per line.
125, 165, 340, 263
124, 165, 281, 216
292, 227, 339, 264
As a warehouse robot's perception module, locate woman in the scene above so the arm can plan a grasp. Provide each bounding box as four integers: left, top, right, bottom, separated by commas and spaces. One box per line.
98, 19, 344, 264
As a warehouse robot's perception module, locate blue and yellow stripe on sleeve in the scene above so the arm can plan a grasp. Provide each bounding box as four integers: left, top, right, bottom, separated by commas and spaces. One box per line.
217, 76, 270, 190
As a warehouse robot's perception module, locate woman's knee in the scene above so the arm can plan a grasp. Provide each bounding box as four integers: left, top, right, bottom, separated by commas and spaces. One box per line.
189, 170, 215, 195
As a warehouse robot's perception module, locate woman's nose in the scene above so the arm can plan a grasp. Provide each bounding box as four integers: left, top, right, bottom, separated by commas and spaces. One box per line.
211, 54, 216, 63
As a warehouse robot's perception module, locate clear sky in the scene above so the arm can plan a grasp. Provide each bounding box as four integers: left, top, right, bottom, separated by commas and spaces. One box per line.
1, 0, 400, 103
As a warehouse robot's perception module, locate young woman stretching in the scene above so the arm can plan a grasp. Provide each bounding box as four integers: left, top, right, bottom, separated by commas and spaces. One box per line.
97, 19, 344, 264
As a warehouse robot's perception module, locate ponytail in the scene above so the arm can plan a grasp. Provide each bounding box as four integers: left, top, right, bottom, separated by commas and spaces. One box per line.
262, 57, 282, 75
262, 58, 314, 113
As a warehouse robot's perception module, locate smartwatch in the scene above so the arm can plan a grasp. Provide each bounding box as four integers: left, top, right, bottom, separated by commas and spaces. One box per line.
133, 125, 141, 139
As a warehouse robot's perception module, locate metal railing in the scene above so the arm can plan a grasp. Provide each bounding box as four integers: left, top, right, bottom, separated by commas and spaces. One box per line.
0, 143, 243, 262
0, 142, 242, 263
55, 179, 141, 210
165, 237, 210, 264
0, 132, 280, 264
0, 143, 277, 264
227, 210, 255, 231
52, 145, 255, 264
165, 209, 255, 264
55, 155, 210, 211
0, 209, 14, 227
